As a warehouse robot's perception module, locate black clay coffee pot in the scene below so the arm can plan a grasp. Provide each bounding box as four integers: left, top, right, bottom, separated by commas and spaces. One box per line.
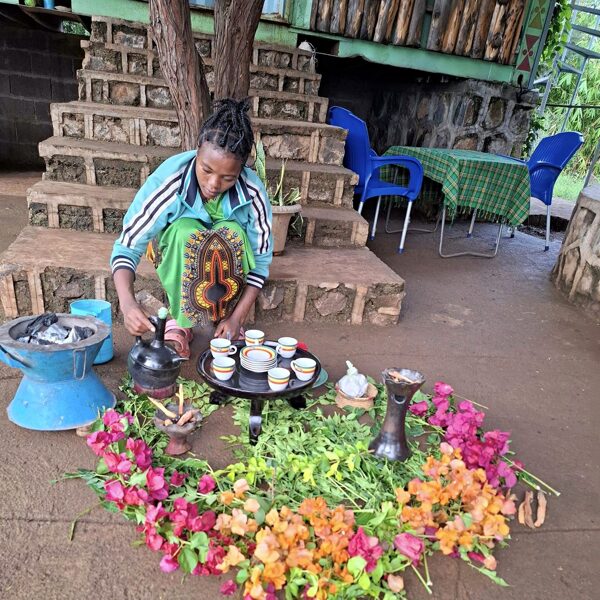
369, 368, 425, 462
127, 308, 187, 399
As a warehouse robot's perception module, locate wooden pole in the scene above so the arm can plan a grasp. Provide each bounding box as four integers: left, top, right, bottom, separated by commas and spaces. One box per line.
149, 0, 211, 151
373, 0, 400, 43
213, 0, 264, 101
393, 0, 415, 46
406, 0, 426, 46
330, 0, 349, 34
310, 0, 319, 30
345, 0, 365, 38
484, 0, 510, 62
360, 0, 381, 40
454, 0, 479, 56
427, 0, 452, 51
441, 0, 465, 54
471, 0, 496, 59
500, 0, 526, 64
316, 0, 334, 32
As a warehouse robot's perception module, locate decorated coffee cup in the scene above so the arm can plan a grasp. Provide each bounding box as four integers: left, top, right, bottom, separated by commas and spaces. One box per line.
276, 336, 298, 359
244, 329, 265, 345
268, 367, 290, 392
212, 356, 236, 381
210, 338, 238, 358
290, 357, 316, 382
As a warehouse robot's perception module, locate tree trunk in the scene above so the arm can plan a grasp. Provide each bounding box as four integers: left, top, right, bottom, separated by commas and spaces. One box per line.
454, 0, 480, 56
345, 0, 365, 38
440, 0, 465, 54
471, 0, 496, 59
406, 0, 426, 46
214, 0, 263, 100
149, 0, 211, 150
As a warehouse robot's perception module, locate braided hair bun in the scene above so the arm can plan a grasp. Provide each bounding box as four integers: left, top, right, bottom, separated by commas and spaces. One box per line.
198, 98, 254, 164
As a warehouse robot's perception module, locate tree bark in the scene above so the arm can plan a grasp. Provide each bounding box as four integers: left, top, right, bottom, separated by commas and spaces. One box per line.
345, 0, 365, 38
454, 0, 480, 56
149, 0, 211, 150
471, 0, 496, 59
406, 0, 426, 46
214, 0, 264, 101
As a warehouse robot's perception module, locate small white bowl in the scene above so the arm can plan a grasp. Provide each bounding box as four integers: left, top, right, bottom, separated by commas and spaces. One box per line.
268, 367, 290, 392
212, 356, 235, 381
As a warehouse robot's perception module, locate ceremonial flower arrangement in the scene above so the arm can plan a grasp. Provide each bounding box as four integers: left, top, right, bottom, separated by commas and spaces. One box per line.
70, 378, 557, 599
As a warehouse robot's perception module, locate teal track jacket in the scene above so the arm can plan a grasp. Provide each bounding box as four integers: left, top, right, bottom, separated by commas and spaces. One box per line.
110, 150, 273, 289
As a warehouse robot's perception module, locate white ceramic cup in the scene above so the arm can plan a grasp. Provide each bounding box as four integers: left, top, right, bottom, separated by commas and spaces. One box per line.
276, 336, 298, 359
268, 367, 290, 392
244, 329, 265, 345
212, 356, 236, 381
290, 357, 316, 382
210, 338, 238, 359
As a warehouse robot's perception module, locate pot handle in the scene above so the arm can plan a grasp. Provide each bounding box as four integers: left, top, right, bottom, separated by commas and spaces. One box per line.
135, 315, 160, 345
73, 348, 88, 381
0, 345, 30, 369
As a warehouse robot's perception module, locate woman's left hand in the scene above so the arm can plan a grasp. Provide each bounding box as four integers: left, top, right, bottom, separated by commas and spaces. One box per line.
214, 315, 242, 341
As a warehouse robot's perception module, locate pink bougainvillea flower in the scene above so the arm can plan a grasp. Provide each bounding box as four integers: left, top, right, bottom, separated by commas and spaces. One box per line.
86, 430, 113, 456
170, 471, 187, 486
433, 382, 454, 397
104, 479, 125, 503
409, 400, 429, 416
146, 467, 169, 501
145, 526, 164, 552
348, 527, 383, 573
104, 452, 132, 474
220, 580, 237, 596
188, 510, 216, 533
123, 485, 146, 506
126, 437, 153, 470
394, 532, 425, 566
146, 503, 168, 526
198, 474, 216, 494
159, 554, 179, 573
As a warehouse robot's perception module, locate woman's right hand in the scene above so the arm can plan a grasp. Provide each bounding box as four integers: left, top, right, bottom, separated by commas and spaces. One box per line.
121, 300, 154, 336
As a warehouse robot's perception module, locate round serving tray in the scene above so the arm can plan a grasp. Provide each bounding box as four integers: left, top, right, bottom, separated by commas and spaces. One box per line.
196, 340, 322, 400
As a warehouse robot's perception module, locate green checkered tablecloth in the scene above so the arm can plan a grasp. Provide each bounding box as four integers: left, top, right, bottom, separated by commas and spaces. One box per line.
381, 147, 531, 227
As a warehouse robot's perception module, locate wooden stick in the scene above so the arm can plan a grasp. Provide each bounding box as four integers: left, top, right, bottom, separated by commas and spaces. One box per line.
454, 0, 480, 56
440, 0, 465, 54
360, 0, 381, 40
499, 0, 525, 64
427, 0, 452, 51
393, 0, 415, 46
471, 0, 496, 59
345, 0, 365, 38
148, 397, 177, 419
484, 0, 510, 62
178, 383, 184, 416
406, 0, 426, 47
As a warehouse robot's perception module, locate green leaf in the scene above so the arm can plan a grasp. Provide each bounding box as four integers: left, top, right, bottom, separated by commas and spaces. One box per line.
96, 458, 109, 475
189, 531, 208, 551
370, 560, 384, 583
461, 513, 473, 528
128, 470, 147, 487
358, 572, 371, 590
178, 547, 199, 573
477, 567, 509, 587
236, 568, 249, 584
347, 555, 367, 577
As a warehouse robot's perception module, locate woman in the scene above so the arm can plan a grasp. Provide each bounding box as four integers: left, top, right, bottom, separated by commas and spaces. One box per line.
110, 98, 273, 357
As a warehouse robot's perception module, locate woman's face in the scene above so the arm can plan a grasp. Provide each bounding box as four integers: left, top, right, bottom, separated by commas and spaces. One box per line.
195, 142, 243, 200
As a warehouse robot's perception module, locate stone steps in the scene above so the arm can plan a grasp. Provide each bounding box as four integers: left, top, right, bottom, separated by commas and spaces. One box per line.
82, 40, 321, 95
38, 137, 357, 207
89, 17, 317, 75
78, 69, 329, 123
50, 101, 346, 165
0, 227, 405, 326
27, 181, 368, 249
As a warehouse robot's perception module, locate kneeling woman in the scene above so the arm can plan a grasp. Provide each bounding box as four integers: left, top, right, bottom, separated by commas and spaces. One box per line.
110, 99, 272, 357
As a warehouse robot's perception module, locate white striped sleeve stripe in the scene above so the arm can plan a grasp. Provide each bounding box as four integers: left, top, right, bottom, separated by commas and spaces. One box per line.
121, 168, 185, 248
245, 181, 270, 254
246, 273, 265, 289
111, 256, 136, 273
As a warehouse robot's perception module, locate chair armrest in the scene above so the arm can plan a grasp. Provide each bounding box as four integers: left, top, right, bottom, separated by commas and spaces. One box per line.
370, 155, 423, 172
496, 153, 526, 164
528, 161, 562, 176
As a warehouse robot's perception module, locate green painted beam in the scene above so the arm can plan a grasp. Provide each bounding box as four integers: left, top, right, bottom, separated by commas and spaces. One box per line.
290, 28, 515, 84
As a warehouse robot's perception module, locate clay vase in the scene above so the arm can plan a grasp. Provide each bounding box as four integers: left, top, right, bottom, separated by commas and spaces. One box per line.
369, 368, 425, 461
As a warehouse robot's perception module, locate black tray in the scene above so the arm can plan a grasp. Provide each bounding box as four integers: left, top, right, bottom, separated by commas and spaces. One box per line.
196, 340, 322, 443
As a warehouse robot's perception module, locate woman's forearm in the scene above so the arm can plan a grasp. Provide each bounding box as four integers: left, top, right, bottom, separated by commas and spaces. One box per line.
113, 268, 137, 309
231, 284, 261, 324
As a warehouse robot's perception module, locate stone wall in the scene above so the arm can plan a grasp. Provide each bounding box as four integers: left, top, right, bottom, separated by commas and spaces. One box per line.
0, 22, 84, 168
552, 186, 600, 320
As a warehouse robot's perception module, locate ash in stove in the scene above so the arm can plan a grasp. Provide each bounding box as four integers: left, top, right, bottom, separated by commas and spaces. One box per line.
17, 313, 94, 345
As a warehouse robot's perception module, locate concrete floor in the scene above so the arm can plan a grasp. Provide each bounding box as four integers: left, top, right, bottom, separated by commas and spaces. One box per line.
0, 181, 598, 599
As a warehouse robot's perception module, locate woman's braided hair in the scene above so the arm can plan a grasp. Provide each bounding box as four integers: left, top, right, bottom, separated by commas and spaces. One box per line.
198, 98, 254, 164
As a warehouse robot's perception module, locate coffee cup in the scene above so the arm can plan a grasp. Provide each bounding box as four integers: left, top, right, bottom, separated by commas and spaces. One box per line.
290, 357, 316, 382
268, 367, 290, 392
212, 356, 236, 381
276, 336, 298, 359
210, 338, 238, 358
244, 329, 265, 345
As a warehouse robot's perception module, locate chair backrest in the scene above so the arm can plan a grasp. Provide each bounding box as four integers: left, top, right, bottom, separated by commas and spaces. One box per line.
327, 106, 372, 184
528, 132, 583, 204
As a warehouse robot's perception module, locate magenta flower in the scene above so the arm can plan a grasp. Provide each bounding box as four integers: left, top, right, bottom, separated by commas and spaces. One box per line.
394, 532, 425, 566
409, 400, 429, 416
104, 452, 133, 474
188, 510, 216, 533
434, 382, 454, 397
170, 471, 187, 486
348, 527, 383, 572
146, 467, 169, 501
159, 554, 179, 573
220, 580, 237, 596
123, 486, 147, 506
198, 474, 216, 494
145, 526, 164, 552
126, 437, 153, 470
104, 479, 125, 503
86, 430, 113, 456
146, 503, 168, 526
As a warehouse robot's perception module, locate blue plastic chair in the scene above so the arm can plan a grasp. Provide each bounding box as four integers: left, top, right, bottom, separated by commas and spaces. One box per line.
511, 132, 583, 251
327, 106, 424, 253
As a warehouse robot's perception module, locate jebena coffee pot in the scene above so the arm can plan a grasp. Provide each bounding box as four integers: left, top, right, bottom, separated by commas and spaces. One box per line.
127, 307, 187, 399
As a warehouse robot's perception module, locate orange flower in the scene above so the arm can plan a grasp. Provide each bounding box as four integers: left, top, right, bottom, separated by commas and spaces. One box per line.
254, 530, 281, 564
220, 490, 235, 506
395, 488, 411, 505
215, 513, 232, 534
262, 561, 286, 589
244, 498, 260, 513
217, 545, 246, 573
286, 546, 313, 569
233, 478, 250, 497
435, 526, 459, 555
387, 574, 404, 593
231, 508, 250, 536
